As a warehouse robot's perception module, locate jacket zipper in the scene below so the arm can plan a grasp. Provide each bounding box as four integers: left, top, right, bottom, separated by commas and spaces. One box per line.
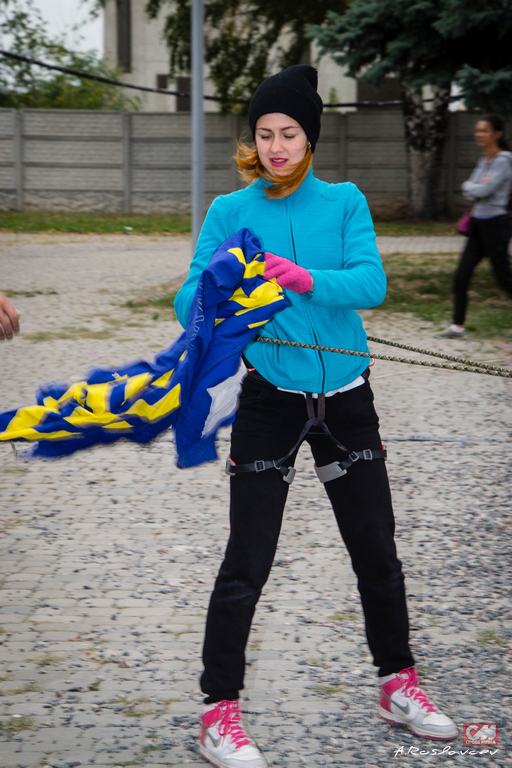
288, 197, 326, 392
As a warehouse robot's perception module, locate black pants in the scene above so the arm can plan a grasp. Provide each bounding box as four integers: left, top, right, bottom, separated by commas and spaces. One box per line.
454, 215, 512, 326
200, 372, 414, 700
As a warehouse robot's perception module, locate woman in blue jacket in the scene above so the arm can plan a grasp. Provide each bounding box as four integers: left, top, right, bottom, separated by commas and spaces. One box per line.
175, 66, 457, 768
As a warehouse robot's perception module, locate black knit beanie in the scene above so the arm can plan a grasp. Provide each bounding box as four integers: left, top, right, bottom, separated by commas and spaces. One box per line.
249, 65, 323, 153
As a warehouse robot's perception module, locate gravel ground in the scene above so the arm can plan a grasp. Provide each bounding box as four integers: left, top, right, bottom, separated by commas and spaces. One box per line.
0, 233, 510, 768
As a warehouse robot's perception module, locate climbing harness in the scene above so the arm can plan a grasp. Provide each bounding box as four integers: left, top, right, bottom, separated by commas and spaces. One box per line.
255, 336, 512, 379
226, 333, 512, 485
225, 368, 386, 485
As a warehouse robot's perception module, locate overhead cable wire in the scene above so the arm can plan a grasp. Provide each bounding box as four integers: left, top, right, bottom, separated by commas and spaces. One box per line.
0, 50, 463, 109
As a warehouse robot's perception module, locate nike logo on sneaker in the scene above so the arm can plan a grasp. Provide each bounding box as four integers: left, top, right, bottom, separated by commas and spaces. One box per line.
208, 731, 221, 748
384, 692, 410, 715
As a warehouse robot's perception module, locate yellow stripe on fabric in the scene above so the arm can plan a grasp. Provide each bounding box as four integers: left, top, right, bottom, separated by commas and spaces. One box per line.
247, 320, 268, 328
152, 369, 175, 388
228, 246, 265, 278
214, 318, 225, 326
125, 372, 153, 401
85, 381, 112, 415
42, 396, 61, 411
227, 247, 247, 265
243, 255, 265, 279
0, 405, 79, 441
230, 282, 283, 309
125, 383, 181, 422
57, 381, 87, 407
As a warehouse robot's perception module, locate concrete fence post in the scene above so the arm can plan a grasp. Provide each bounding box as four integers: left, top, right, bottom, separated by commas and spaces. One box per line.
338, 112, 347, 183
122, 111, 132, 214
13, 109, 24, 211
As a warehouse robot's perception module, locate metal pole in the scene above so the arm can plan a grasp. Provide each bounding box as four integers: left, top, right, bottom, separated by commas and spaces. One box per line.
191, 0, 204, 252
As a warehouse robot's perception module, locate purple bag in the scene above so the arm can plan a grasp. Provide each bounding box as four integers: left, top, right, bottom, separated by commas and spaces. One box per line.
455, 211, 472, 236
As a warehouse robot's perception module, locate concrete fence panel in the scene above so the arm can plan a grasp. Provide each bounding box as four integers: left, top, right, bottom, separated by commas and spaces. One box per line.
0, 108, 487, 217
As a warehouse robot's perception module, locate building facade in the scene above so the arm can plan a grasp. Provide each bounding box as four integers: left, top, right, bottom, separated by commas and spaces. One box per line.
102, 0, 391, 113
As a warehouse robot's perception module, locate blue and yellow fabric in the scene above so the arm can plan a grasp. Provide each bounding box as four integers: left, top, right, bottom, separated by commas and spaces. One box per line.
0, 229, 289, 467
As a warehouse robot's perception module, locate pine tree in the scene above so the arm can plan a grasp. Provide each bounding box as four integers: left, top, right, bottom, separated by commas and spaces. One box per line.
311, 0, 512, 217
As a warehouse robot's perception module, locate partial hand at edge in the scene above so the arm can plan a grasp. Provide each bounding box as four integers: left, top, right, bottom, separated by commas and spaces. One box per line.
0, 294, 21, 340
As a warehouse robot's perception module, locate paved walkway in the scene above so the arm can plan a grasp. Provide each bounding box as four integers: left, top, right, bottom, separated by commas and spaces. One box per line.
0, 234, 510, 768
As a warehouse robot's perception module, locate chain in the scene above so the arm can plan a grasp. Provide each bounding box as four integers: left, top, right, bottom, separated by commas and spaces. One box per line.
255, 337, 512, 379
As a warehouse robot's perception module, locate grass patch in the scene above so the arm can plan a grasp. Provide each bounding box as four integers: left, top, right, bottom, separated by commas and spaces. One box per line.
1, 467, 29, 473
2, 288, 58, 298
28, 653, 63, 666
330, 612, 357, 622
477, 630, 507, 647
0, 518, 20, 531
313, 684, 346, 694
110, 763, 140, 767
24, 326, 117, 342
123, 286, 178, 321
0, 715, 33, 732
110, 697, 160, 718
379, 252, 512, 339
374, 220, 458, 237
0, 211, 191, 235
112, 763, 140, 767
0, 211, 457, 237
1, 682, 38, 695
88, 680, 102, 691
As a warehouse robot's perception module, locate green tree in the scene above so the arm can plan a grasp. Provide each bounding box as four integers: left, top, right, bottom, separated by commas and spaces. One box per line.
0, 0, 139, 110
310, 0, 512, 218
145, 0, 347, 113
435, 0, 512, 115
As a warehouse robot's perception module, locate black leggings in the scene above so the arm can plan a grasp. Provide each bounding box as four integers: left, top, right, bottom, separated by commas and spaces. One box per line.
200, 373, 414, 701
454, 215, 512, 326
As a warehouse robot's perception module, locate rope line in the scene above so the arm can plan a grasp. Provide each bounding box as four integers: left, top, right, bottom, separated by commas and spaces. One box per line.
255, 337, 512, 379
366, 336, 509, 374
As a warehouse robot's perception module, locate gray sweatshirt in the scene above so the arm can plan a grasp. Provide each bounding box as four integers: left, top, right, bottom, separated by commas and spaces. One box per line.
462, 151, 512, 218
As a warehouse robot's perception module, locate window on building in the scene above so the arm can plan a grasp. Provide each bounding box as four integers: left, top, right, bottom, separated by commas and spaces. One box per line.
156, 74, 168, 91
300, 46, 312, 66
117, 0, 132, 73
176, 76, 192, 112
357, 77, 401, 105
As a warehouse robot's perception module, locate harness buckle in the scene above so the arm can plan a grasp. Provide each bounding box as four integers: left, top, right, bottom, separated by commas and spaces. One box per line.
363, 448, 373, 460
348, 451, 360, 463
254, 460, 266, 473
280, 466, 296, 484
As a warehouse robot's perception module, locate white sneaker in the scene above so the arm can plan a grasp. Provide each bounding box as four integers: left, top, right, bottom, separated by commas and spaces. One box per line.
378, 667, 458, 740
199, 699, 268, 768
433, 326, 466, 339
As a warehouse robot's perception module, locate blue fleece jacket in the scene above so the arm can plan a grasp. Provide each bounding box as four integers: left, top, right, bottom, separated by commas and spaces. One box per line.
175, 168, 386, 393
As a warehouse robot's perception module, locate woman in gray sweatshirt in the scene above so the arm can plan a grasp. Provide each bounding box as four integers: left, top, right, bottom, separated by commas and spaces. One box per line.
436, 114, 512, 338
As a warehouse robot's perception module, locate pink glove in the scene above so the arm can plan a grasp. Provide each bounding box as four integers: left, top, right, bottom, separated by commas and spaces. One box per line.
264, 252, 313, 294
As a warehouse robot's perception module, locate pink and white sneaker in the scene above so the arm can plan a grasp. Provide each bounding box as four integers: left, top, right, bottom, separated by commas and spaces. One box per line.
199, 699, 268, 768
379, 667, 458, 740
